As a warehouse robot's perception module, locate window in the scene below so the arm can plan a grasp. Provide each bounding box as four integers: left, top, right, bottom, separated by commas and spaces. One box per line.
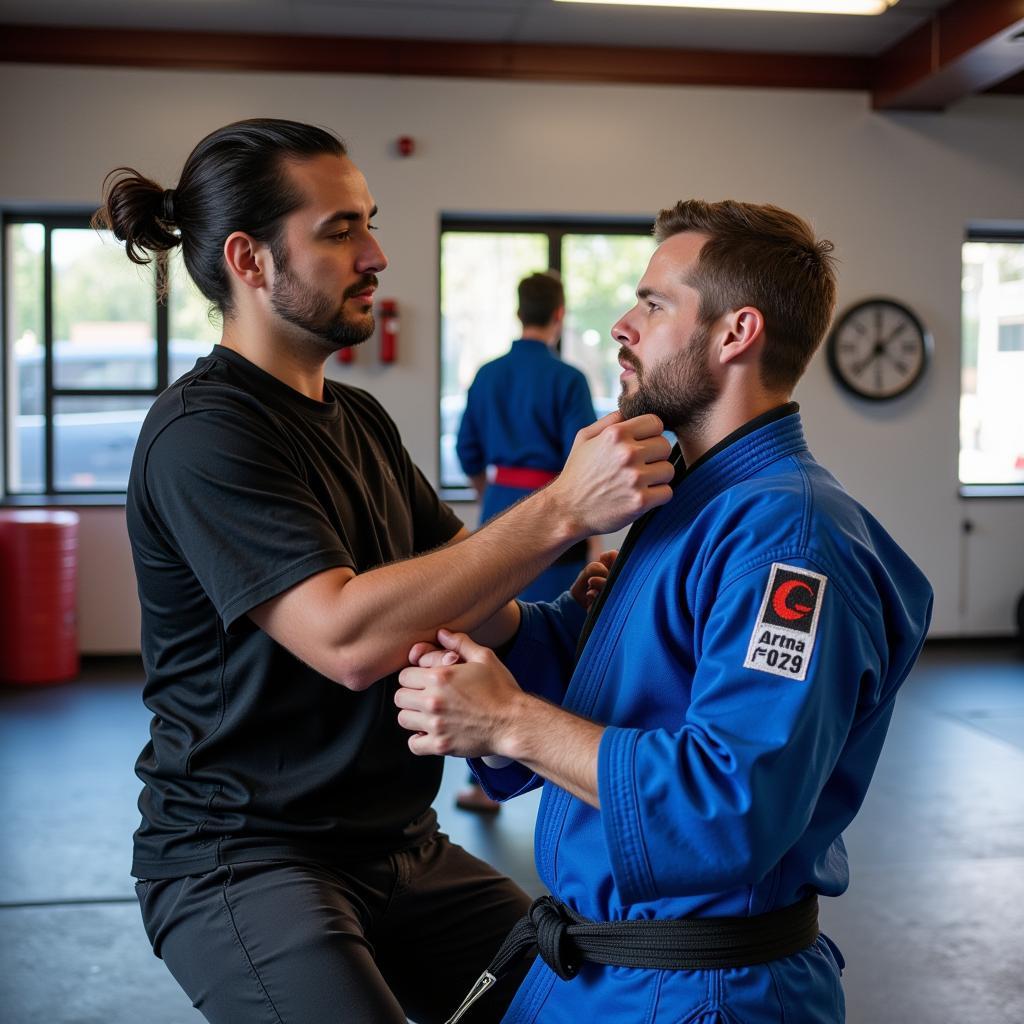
961, 233, 1024, 491
439, 217, 655, 494
2, 213, 219, 496
997, 321, 1024, 353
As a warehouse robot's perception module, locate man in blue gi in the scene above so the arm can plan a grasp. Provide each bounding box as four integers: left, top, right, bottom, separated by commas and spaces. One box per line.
395, 199, 933, 1023
457, 271, 598, 603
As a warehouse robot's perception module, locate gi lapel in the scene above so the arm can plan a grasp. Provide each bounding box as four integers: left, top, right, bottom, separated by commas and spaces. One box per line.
572, 446, 686, 666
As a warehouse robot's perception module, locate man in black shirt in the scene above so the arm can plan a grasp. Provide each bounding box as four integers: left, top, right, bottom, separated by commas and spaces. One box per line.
98, 119, 673, 1023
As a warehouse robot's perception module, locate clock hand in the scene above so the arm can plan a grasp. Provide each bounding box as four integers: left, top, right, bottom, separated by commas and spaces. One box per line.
878, 323, 908, 349
882, 351, 908, 376
852, 347, 882, 377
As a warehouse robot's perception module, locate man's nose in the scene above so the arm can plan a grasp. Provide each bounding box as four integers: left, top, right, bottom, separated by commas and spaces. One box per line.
358, 233, 388, 274
611, 313, 636, 346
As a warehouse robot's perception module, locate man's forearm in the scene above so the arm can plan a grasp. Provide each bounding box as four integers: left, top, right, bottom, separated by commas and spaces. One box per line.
335, 488, 579, 682
254, 411, 673, 689
502, 693, 603, 809
340, 410, 673, 682
470, 599, 522, 650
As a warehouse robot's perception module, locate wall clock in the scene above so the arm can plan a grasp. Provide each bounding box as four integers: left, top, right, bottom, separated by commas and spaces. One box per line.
826, 298, 932, 401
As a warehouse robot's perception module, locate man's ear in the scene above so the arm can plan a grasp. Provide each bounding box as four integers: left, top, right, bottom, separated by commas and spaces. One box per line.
223, 231, 271, 293
719, 306, 765, 366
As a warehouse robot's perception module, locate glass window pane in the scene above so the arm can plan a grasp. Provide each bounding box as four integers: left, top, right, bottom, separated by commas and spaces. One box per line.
52, 227, 156, 389
997, 322, 1024, 352
53, 395, 153, 491
440, 231, 549, 488
561, 233, 656, 419
5, 223, 45, 492
168, 246, 220, 381
960, 241, 1024, 485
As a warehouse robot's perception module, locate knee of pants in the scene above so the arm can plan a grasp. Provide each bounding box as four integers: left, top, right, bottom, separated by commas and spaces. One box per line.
137, 863, 407, 1024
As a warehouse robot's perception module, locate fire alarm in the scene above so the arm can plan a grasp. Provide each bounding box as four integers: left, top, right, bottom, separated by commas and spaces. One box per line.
396, 136, 415, 158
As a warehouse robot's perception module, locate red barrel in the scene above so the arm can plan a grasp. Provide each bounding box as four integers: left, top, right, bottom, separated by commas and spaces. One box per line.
0, 510, 80, 684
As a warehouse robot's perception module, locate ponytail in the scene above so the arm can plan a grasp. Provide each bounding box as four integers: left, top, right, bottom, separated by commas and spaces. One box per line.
92, 167, 180, 265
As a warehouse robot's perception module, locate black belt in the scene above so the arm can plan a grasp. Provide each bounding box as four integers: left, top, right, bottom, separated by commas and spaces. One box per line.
445, 893, 820, 1023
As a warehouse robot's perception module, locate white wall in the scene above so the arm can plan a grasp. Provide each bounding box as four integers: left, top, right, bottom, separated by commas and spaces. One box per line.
1, 63, 1022, 650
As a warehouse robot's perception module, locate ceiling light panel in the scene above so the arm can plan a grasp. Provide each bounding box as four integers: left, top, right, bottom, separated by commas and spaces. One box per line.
554, 1, 897, 15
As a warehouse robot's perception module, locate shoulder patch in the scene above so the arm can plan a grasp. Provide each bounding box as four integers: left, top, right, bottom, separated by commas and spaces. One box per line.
742, 563, 827, 681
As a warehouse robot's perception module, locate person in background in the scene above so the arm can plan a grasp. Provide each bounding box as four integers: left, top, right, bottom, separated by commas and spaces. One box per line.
454, 270, 600, 812
397, 199, 933, 1024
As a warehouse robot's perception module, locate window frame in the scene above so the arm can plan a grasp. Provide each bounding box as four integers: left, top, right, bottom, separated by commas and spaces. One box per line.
1, 209, 171, 500
437, 213, 654, 501
960, 224, 1024, 499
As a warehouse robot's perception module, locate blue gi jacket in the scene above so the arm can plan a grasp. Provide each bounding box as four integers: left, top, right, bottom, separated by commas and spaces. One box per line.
456, 339, 596, 526
473, 408, 933, 1024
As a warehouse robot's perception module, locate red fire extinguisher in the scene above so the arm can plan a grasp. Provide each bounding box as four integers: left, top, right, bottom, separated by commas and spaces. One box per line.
378, 299, 398, 364
336, 345, 355, 364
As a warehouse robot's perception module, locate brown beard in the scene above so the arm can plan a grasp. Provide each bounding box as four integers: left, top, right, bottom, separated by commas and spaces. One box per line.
618, 319, 719, 434
270, 243, 377, 352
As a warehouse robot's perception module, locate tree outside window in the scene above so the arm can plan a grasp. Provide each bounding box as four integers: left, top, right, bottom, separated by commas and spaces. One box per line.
3, 216, 218, 495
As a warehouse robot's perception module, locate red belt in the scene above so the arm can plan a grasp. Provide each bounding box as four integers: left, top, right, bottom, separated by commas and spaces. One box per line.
492, 466, 558, 490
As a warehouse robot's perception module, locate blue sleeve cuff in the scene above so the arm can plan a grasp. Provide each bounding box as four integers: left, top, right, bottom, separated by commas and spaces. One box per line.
598, 726, 657, 905
467, 756, 543, 801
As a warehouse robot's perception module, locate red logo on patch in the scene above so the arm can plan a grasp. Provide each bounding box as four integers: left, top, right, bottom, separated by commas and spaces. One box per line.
762, 567, 821, 633
771, 579, 815, 622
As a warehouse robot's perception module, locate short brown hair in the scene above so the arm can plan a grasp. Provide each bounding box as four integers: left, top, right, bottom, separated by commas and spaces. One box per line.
654, 200, 837, 391
517, 271, 564, 328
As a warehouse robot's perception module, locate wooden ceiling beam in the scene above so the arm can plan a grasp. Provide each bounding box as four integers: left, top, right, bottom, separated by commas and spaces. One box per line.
6, 15, 1024, 108
873, 0, 1024, 111
0, 24, 873, 91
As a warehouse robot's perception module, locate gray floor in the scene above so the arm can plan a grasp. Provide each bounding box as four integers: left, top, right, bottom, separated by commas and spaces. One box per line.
1, 641, 1022, 1023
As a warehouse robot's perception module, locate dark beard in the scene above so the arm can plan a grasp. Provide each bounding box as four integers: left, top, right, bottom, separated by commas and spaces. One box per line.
617, 321, 719, 434
270, 258, 377, 353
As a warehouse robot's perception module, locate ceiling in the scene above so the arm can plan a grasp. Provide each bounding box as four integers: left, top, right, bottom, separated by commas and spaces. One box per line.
2, 0, 1023, 110
0, 0, 957, 57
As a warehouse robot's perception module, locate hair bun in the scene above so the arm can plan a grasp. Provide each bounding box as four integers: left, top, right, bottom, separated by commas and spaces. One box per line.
92, 166, 180, 269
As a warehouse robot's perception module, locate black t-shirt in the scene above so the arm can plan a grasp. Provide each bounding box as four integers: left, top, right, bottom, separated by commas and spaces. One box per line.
127, 346, 463, 879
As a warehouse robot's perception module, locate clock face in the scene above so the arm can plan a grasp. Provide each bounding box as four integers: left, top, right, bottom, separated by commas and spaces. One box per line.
826, 298, 931, 401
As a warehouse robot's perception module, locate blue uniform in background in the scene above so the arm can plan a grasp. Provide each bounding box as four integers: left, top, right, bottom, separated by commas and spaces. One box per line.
456, 339, 596, 601
473, 406, 933, 1023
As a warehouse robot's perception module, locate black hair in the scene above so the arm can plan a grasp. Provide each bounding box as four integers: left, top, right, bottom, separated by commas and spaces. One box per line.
517, 271, 565, 328
92, 118, 346, 315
